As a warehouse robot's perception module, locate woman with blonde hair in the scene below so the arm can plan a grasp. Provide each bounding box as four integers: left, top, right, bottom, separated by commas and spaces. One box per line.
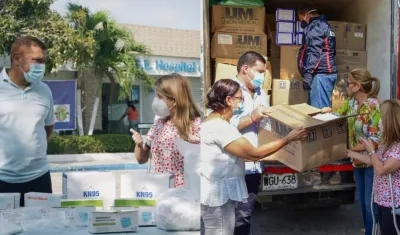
331, 68, 381, 235
348, 99, 400, 235
131, 73, 201, 187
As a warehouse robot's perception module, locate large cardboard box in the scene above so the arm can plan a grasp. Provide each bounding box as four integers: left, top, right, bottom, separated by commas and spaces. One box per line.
280, 45, 302, 80
212, 5, 266, 33
328, 21, 366, 50
258, 104, 348, 172
214, 58, 272, 91
345, 23, 366, 51
329, 21, 346, 49
336, 49, 367, 66
271, 79, 308, 106
211, 32, 267, 59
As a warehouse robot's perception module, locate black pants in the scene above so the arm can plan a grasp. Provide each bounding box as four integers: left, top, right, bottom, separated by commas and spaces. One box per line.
234, 173, 261, 235
0, 171, 52, 207
378, 204, 400, 235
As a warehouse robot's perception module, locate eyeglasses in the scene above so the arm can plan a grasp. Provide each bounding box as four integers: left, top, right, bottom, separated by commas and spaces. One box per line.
233, 96, 244, 102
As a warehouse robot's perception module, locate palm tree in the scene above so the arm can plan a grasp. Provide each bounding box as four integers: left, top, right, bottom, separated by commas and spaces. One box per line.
66, 3, 153, 135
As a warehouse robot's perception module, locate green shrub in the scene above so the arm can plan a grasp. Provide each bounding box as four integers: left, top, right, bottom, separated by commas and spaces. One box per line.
47, 134, 135, 154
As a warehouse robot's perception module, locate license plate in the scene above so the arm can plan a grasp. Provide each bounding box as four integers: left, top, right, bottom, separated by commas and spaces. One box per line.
262, 173, 298, 191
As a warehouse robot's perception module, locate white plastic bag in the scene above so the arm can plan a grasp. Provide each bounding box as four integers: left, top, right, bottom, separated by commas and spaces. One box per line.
174, 138, 201, 198
155, 188, 200, 231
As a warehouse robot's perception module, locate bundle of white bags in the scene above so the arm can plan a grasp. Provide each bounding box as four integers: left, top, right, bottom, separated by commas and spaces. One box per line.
154, 138, 201, 231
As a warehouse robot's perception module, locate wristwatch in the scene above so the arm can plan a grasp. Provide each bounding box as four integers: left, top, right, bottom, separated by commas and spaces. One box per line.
368, 150, 376, 156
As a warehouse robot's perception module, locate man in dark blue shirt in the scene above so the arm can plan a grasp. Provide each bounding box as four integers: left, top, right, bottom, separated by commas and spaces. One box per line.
297, 5, 338, 109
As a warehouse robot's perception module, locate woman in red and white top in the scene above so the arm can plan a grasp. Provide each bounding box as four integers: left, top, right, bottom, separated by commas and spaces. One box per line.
348, 99, 400, 235
131, 73, 201, 188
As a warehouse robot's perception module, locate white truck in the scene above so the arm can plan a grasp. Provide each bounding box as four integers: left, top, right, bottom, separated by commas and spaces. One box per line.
200, 0, 400, 209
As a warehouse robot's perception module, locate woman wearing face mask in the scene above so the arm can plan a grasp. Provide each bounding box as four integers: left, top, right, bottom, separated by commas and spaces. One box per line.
201, 79, 308, 235
328, 68, 381, 235
131, 73, 201, 188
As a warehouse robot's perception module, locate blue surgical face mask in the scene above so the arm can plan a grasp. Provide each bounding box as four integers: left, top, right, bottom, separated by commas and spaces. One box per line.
251, 71, 265, 89
234, 102, 244, 113
20, 63, 46, 84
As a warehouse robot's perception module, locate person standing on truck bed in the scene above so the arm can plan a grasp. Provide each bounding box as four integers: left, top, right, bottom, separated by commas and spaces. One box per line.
229, 51, 270, 235
297, 5, 338, 109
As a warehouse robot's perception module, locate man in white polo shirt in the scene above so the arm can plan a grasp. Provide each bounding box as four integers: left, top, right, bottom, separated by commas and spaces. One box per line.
0, 36, 55, 206
230, 51, 270, 235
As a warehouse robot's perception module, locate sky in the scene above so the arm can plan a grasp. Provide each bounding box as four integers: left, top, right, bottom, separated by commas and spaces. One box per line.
51, 0, 201, 30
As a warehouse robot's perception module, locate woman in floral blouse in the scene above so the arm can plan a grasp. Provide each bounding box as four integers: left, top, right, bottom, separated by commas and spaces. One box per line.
348, 99, 400, 235
334, 68, 381, 235
131, 73, 201, 188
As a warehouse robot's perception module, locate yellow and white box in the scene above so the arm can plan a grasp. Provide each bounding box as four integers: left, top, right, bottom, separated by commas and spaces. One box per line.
89, 210, 139, 234
61, 199, 104, 211
62, 172, 116, 210
24, 192, 62, 207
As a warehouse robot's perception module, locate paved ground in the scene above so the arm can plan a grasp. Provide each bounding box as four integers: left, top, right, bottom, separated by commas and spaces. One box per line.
50, 161, 364, 235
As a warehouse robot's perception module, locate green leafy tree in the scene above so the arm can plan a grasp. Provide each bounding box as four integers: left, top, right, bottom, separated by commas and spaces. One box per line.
66, 3, 153, 102
0, 0, 96, 73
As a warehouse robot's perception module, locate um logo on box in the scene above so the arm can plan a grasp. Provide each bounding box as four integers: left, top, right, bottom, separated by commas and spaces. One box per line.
224, 8, 254, 20
237, 35, 261, 45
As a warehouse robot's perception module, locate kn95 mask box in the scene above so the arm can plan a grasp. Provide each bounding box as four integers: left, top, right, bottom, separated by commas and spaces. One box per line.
62, 171, 116, 210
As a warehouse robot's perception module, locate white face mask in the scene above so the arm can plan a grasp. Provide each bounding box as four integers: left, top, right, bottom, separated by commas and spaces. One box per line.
152, 97, 171, 118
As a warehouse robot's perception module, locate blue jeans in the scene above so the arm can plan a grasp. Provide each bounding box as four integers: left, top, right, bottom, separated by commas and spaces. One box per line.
201, 200, 236, 235
354, 167, 378, 235
309, 73, 337, 109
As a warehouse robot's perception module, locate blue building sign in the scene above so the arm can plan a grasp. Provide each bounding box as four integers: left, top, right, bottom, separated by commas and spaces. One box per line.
136, 55, 201, 76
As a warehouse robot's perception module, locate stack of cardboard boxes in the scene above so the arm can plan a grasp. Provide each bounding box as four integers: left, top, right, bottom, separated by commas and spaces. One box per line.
211, 5, 271, 95
329, 21, 367, 111
268, 9, 308, 106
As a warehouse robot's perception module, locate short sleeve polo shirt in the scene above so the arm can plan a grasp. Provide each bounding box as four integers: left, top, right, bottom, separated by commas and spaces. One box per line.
0, 68, 54, 183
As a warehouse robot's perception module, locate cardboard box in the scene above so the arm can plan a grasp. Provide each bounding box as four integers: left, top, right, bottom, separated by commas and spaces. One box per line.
120, 172, 174, 201
90, 210, 139, 233
271, 79, 308, 106
24, 192, 62, 207
329, 21, 346, 49
280, 45, 302, 79
258, 104, 348, 172
0, 193, 20, 209
214, 58, 272, 91
276, 9, 295, 22
211, 32, 268, 59
336, 49, 367, 67
328, 21, 366, 50
276, 32, 295, 45
277, 22, 295, 33
345, 23, 366, 51
212, 5, 266, 33
62, 172, 116, 210
112, 201, 156, 226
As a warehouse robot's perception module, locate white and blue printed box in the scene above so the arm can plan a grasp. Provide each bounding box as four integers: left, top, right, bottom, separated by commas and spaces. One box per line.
296, 33, 304, 45
296, 21, 304, 33
276, 32, 296, 45
276, 8, 296, 22
277, 21, 295, 33
62, 172, 116, 210
120, 172, 174, 201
